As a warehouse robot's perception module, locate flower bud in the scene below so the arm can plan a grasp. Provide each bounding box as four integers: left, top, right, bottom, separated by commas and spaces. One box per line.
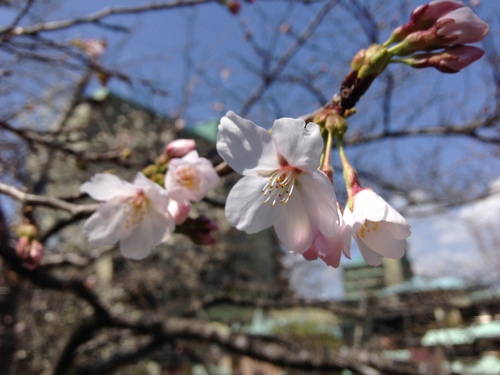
176, 216, 218, 245
405, 45, 485, 73
389, 0, 464, 43
391, 6, 489, 55
16, 237, 44, 270
357, 44, 391, 79
164, 139, 196, 159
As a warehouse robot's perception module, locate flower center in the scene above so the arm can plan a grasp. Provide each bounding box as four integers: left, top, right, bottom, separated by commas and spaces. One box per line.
176, 166, 201, 191
262, 166, 299, 206
124, 190, 149, 228
359, 220, 379, 238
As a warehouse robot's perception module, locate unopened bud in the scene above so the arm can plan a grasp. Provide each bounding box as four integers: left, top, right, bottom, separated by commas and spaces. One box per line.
15, 223, 38, 241
405, 45, 484, 73
16, 238, 44, 270
176, 216, 219, 245
164, 139, 196, 159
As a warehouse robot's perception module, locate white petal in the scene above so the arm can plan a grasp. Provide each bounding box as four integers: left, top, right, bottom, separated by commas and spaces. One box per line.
149, 208, 175, 244
355, 235, 383, 266
119, 214, 154, 260
274, 190, 314, 254
384, 205, 411, 239
225, 175, 281, 233
272, 119, 323, 171
181, 150, 200, 162
83, 197, 133, 246
357, 222, 407, 259
343, 206, 363, 233
355, 189, 389, 222
80, 173, 135, 201
134, 173, 170, 212
298, 170, 338, 237
217, 111, 279, 175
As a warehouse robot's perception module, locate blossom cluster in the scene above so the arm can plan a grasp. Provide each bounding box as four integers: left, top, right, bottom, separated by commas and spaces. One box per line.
217, 112, 410, 267
81, 140, 219, 259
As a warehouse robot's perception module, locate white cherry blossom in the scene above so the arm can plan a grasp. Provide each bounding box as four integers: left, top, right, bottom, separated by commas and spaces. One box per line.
217, 111, 338, 254
165, 151, 220, 204
343, 188, 411, 266
81, 173, 174, 260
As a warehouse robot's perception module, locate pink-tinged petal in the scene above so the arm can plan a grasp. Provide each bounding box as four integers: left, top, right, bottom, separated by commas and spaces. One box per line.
355, 235, 384, 266
83, 197, 133, 246
354, 189, 389, 222
274, 191, 314, 254
225, 175, 281, 233
134, 173, 170, 212
80, 173, 135, 201
272, 119, 323, 171
168, 199, 191, 224
119, 215, 155, 260
437, 7, 489, 44
217, 111, 279, 175
302, 246, 319, 261
196, 158, 220, 197
313, 232, 343, 268
417, 1, 464, 24
298, 170, 338, 237
164, 139, 196, 158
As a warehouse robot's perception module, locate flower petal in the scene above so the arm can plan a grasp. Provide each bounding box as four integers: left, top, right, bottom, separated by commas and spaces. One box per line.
357, 222, 407, 259
83, 197, 133, 246
355, 189, 389, 222
134, 173, 170, 212
225, 175, 281, 233
274, 190, 314, 254
355, 235, 384, 266
119, 214, 154, 260
272, 119, 323, 171
298, 170, 338, 237
217, 111, 279, 175
80, 173, 135, 201
149, 208, 175, 244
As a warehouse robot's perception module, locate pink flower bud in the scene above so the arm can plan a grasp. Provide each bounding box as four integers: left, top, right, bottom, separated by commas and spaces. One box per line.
227, 1, 241, 15
391, 1, 464, 43
408, 45, 485, 73
16, 237, 44, 270
435, 7, 489, 44
164, 139, 196, 159
392, 6, 489, 55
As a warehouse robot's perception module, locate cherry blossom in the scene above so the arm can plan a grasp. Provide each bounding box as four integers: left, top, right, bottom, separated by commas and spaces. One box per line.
435, 7, 489, 45
168, 199, 191, 224
81, 173, 174, 260
302, 203, 351, 268
165, 151, 220, 204
217, 111, 338, 254
343, 189, 411, 266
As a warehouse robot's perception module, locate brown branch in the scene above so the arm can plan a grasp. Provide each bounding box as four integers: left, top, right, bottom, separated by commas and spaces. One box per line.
0, 182, 97, 216
0, 0, 214, 36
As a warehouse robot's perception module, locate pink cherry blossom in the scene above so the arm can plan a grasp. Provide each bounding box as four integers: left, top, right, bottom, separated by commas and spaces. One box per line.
343, 189, 411, 266
165, 151, 220, 204
302, 203, 351, 268
217, 111, 338, 254
81, 173, 174, 260
164, 139, 196, 159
